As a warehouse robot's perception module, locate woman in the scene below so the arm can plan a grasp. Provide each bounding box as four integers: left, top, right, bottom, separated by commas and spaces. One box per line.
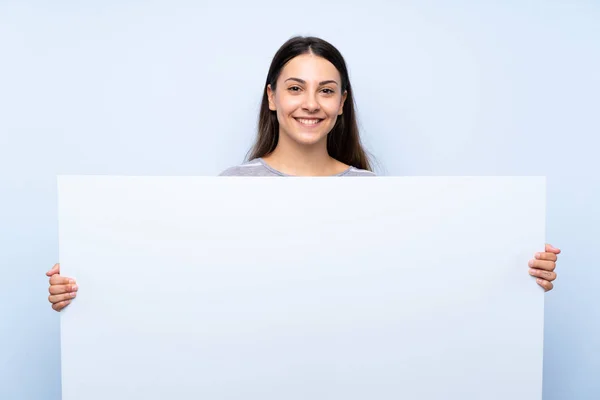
46, 36, 561, 311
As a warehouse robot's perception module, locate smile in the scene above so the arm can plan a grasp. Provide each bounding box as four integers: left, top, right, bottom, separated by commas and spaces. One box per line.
294, 118, 324, 126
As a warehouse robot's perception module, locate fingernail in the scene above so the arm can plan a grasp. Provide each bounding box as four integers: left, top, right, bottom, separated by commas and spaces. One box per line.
536, 279, 543, 284
535, 253, 541, 259
528, 260, 534, 267
529, 268, 535, 275
71, 292, 77, 298
69, 279, 75, 284
72, 285, 78, 291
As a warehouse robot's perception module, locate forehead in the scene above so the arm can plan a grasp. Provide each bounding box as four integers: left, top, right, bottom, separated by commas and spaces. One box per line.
279, 53, 341, 83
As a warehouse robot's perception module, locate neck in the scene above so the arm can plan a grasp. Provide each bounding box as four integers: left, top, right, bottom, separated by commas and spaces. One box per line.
262, 133, 347, 176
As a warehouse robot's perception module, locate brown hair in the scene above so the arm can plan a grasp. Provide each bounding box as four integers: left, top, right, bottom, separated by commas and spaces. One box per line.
246, 36, 373, 171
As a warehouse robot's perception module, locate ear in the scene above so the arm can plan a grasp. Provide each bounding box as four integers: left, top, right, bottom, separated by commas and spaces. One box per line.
338, 90, 348, 115
267, 84, 277, 111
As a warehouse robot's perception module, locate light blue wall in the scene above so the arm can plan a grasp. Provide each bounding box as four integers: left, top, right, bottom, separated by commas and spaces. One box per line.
1, 1, 598, 399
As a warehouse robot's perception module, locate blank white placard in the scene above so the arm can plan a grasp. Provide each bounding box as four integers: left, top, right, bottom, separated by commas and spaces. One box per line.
58, 176, 545, 400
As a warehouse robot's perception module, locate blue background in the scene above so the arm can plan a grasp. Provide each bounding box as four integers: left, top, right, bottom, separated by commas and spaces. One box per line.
1, 1, 598, 399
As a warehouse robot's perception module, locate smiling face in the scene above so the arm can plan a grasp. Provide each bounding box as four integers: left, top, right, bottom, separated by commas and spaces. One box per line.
267, 53, 347, 148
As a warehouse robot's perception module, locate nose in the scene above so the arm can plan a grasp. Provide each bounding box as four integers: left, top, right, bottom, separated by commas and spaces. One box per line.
302, 92, 320, 113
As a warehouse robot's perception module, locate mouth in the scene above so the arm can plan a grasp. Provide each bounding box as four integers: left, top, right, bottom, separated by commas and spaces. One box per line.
294, 117, 324, 127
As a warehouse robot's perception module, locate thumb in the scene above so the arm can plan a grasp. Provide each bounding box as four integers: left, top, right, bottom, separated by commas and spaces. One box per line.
545, 244, 561, 254
46, 263, 60, 276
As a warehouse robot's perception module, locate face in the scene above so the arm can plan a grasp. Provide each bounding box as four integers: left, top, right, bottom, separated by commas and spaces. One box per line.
267, 53, 347, 147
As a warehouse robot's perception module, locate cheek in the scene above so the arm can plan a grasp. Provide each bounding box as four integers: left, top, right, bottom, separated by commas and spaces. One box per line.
323, 99, 343, 118
276, 93, 302, 116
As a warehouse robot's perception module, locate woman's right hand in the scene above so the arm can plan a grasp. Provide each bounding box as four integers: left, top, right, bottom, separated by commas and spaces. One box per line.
46, 263, 78, 311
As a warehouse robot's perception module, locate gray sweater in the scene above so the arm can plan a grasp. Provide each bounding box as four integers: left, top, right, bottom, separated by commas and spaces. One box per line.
219, 158, 376, 177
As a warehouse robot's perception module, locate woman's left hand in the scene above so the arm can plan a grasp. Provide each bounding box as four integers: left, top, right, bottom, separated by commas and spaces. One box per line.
529, 243, 561, 291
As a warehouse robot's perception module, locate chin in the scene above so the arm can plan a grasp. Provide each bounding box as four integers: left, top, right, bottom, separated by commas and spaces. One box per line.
290, 132, 328, 146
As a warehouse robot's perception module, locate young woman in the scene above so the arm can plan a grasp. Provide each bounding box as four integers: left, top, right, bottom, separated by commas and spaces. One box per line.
46, 36, 561, 311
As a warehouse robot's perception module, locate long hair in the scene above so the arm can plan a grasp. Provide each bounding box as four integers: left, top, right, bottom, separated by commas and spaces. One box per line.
246, 36, 372, 171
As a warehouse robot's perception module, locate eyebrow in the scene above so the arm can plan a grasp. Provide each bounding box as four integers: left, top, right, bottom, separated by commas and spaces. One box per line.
284, 77, 339, 86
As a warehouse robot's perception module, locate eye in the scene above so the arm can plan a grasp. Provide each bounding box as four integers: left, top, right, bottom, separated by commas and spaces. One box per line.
321, 88, 335, 94
288, 86, 302, 92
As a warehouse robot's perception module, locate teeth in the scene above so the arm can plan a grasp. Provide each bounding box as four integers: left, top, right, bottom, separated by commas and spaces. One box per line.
297, 118, 321, 125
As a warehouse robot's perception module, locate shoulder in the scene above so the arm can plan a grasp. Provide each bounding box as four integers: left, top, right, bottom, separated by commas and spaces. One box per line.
218, 159, 278, 176
341, 167, 377, 177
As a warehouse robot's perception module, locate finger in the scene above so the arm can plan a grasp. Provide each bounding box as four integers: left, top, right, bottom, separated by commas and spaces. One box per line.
49, 275, 75, 285
46, 263, 60, 276
536, 278, 554, 292
535, 252, 558, 262
52, 300, 72, 312
545, 244, 561, 254
48, 283, 78, 295
529, 268, 557, 281
529, 259, 556, 271
48, 292, 77, 304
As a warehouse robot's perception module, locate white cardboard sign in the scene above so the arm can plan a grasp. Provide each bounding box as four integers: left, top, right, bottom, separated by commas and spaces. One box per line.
58, 176, 545, 400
